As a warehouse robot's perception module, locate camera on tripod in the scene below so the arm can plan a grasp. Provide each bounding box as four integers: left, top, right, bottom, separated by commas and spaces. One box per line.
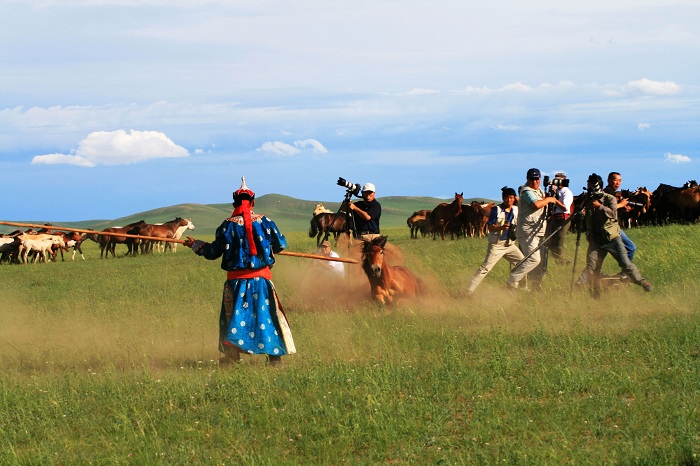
586, 173, 605, 201
542, 175, 570, 188
337, 177, 362, 197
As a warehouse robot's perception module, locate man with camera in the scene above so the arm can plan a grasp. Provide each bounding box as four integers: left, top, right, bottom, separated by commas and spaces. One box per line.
466, 186, 524, 296
583, 173, 652, 298
548, 172, 574, 264
605, 172, 636, 263
348, 182, 382, 241
506, 168, 566, 291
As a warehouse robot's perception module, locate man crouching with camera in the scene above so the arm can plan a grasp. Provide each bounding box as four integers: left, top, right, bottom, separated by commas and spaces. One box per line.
583, 173, 652, 298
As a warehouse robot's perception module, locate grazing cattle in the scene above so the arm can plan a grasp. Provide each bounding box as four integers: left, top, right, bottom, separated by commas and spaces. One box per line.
429, 193, 463, 240
406, 210, 432, 239
361, 236, 421, 305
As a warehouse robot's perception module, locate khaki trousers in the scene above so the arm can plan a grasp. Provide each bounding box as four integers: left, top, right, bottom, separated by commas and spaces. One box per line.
467, 240, 524, 294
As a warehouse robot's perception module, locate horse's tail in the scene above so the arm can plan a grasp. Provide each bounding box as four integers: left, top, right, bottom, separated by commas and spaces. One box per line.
309, 216, 318, 238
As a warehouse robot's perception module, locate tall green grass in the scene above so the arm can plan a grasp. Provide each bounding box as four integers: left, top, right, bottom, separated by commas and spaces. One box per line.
1, 224, 699, 464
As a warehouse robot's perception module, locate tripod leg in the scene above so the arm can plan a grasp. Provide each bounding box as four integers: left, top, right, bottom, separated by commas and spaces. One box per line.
568, 213, 585, 297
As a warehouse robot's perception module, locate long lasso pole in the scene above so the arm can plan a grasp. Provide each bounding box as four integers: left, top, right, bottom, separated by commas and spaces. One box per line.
0, 220, 358, 264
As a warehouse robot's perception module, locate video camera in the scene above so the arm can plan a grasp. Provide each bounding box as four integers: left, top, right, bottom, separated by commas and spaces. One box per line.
337, 177, 362, 197
543, 175, 570, 188
585, 173, 605, 201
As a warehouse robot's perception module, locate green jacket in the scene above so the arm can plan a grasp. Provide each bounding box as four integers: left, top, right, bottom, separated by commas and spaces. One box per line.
585, 192, 621, 244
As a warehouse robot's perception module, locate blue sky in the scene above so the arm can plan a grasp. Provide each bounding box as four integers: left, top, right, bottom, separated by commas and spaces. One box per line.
1, 0, 698, 221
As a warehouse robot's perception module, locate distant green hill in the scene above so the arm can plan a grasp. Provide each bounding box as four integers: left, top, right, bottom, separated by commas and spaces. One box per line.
1, 194, 496, 235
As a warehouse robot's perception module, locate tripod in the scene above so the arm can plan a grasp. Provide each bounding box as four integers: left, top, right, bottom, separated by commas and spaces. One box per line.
321, 188, 357, 245
511, 190, 588, 295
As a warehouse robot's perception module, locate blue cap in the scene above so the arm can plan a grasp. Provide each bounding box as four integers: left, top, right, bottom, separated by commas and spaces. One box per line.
526, 168, 541, 180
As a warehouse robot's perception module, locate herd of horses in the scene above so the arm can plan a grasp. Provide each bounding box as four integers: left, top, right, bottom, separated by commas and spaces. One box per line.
0, 217, 195, 264
406, 193, 497, 241
405, 181, 700, 241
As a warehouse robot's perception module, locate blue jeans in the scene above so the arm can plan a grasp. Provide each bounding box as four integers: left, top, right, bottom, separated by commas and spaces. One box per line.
620, 230, 636, 261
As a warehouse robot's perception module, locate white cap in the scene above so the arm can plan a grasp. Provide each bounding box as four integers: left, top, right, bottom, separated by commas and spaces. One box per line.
362, 182, 376, 193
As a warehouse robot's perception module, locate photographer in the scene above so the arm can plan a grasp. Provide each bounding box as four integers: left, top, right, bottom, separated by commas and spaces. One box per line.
465, 186, 524, 296
506, 168, 566, 291
549, 172, 574, 264
583, 173, 652, 298
605, 172, 636, 263
348, 182, 381, 241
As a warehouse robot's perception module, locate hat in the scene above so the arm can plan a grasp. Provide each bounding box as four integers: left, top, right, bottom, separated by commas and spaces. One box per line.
362, 182, 375, 193
231, 176, 257, 255
320, 240, 331, 248
526, 168, 541, 180
232, 176, 255, 204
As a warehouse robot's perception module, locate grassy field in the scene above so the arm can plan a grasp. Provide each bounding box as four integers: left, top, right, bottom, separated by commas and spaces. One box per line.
0, 194, 493, 236
1, 223, 699, 464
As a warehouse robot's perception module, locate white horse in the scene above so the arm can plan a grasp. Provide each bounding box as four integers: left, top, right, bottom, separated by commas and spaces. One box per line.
165, 218, 195, 252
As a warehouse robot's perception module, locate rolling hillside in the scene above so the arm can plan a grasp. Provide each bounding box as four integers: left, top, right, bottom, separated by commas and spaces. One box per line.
2, 194, 496, 235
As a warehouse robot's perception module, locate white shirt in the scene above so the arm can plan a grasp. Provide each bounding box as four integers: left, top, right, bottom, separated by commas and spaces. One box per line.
554, 186, 574, 215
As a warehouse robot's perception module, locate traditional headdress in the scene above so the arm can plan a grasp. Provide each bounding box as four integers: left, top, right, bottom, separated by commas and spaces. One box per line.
232, 176, 257, 255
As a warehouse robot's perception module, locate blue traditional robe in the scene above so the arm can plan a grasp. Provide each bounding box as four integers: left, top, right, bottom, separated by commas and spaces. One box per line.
191, 213, 295, 356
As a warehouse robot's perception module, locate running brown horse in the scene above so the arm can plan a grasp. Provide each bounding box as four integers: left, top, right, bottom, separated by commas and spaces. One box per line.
361, 236, 421, 305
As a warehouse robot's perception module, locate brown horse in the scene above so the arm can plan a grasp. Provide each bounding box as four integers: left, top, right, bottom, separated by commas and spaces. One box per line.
135, 217, 195, 253
100, 220, 146, 258
406, 209, 432, 239
309, 201, 352, 246
361, 236, 421, 305
430, 192, 463, 240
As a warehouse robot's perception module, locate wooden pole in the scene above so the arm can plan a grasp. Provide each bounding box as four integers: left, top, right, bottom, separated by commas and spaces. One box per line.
0, 220, 358, 264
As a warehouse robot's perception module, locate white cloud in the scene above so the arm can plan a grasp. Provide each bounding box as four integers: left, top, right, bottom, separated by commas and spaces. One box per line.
294, 139, 327, 154
258, 139, 327, 156
31, 130, 188, 167
30, 153, 96, 167
638, 122, 651, 131
625, 78, 682, 96
257, 141, 301, 156
492, 124, 522, 131
664, 152, 692, 164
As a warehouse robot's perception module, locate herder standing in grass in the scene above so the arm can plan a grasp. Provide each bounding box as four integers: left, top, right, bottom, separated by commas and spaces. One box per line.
183, 177, 295, 366
583, 173, 652, 298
